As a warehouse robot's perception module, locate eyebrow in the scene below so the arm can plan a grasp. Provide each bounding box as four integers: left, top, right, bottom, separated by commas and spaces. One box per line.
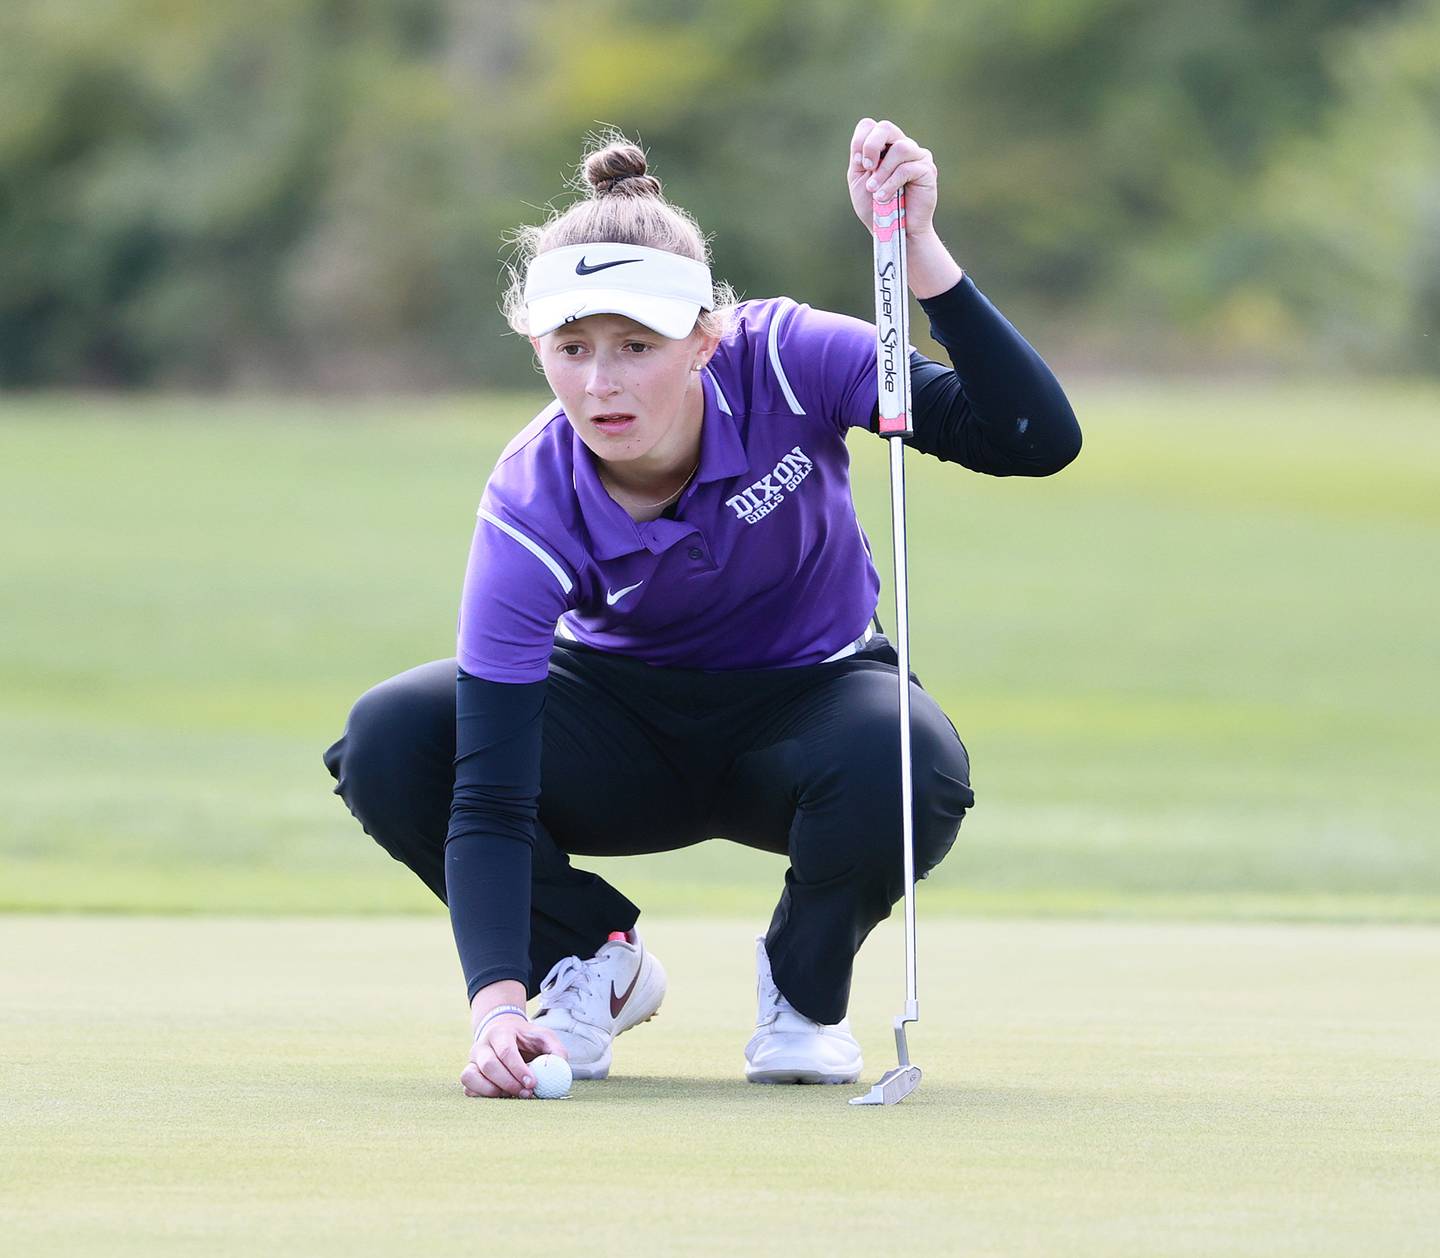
552, 326, 657, 342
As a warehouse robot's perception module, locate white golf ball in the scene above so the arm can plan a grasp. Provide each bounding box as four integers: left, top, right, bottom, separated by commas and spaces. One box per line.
528, 1053, 572, 1100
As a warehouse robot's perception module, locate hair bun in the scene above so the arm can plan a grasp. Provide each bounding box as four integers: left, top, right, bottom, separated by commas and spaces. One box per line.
500, 128, 738, 343
583, 140, 663, 198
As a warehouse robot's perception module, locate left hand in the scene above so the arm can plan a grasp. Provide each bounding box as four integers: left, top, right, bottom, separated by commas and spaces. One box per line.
461, 1016, 569, 1100
847, 119, 939, 239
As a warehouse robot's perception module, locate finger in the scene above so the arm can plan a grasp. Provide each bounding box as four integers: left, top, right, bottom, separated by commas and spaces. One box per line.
871, 155, 935, 202
460, 1063, 501, 1098
477, 1023, 528, 1089
479, 1053, 526, 1098
866, 142, 926, 195
519, 1025, 569, 1061
850, 117, 877, 170
499, 1042, 537, 1095
860, 119, 906, 172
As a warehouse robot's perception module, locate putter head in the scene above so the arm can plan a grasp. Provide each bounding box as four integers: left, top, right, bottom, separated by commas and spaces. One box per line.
849, 1064, 922, 1106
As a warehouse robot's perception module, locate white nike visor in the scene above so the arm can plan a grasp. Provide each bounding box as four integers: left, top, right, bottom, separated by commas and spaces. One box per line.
525, 243, 714, 340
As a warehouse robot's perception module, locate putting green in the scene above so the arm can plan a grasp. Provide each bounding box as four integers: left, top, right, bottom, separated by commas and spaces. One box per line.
3, 915, 1436, 1255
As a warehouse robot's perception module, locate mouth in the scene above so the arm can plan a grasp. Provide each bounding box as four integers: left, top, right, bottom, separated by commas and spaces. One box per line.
591, 413, 636, 433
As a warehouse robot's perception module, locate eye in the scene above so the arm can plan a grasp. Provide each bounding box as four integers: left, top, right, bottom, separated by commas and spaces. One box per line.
557, 344, 585, 357
624, 341, 652, 353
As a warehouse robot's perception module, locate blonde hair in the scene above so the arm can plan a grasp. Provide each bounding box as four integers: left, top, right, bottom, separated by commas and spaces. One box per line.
501, 129, 737, 341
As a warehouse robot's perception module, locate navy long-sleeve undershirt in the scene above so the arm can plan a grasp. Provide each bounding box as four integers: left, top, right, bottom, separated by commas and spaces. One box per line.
887, 274, 1081, 474
447, 274, 1080, 1000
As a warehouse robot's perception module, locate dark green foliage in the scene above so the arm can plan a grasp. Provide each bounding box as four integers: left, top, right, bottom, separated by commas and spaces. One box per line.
0, 0, 1434, 386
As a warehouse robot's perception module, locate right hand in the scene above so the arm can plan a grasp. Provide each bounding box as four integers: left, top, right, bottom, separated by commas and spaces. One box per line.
461, 1015, 568, 1099
847, 118, 939, 240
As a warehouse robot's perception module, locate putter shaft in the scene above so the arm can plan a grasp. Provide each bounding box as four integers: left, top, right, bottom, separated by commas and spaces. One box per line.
852, 186, 922, 1107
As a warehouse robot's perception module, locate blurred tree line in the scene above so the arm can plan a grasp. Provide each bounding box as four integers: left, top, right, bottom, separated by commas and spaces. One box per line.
1, 0, 1435, 389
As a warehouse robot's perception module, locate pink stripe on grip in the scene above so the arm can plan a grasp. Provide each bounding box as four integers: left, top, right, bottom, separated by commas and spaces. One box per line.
872, 193, 905, 242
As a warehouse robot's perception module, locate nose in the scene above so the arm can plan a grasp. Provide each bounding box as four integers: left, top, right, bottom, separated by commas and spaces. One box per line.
585, 356, 621, 400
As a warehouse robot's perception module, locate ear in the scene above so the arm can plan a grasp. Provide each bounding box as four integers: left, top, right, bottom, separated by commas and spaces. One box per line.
691, 330, 721, 371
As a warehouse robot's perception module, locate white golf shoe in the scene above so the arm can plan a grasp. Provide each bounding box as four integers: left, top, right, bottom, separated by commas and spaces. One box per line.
530, 929, 666, 1080
744, 935, 864, 1085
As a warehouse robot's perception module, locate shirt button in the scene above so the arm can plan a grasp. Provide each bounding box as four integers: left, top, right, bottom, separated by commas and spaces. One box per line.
688, 547, 703, 560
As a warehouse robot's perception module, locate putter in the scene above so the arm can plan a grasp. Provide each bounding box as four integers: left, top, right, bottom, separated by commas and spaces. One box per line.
851, 184, 922, 1108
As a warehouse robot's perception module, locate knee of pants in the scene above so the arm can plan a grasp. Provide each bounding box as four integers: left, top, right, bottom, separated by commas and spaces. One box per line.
324, 685, 392, 829
797, 714, 973, 890
323, 669, 453, 837
912, 721, 974, 879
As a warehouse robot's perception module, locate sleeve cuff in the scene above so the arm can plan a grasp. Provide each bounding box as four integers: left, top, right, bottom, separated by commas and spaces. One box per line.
467, 969, 531, 1003
916, 273, 980, 329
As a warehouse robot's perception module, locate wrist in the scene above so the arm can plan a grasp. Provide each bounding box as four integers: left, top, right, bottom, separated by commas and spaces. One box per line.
473, 1004, 528, 1042
903, 229, 964, 300
470, 978, 527, 1029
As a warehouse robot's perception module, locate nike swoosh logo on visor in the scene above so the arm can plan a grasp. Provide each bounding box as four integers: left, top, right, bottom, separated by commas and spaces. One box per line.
611, 949, 642, 1019
607, 581, 644, 605
576, 256, 642, 275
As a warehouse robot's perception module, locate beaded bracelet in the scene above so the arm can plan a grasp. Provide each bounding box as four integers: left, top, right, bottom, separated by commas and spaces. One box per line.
473, 1004, 528, 1042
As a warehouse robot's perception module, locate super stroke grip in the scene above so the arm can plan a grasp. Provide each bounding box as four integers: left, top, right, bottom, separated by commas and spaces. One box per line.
872, 189, 912, 438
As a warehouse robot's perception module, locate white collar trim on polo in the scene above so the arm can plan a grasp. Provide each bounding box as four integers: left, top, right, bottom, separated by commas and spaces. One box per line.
525, 243, 713, 340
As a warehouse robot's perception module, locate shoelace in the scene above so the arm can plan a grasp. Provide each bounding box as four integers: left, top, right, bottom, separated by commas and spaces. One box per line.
537, 954, 602, 1015
756, 964, 785, 1025
756, 956, 838, 1032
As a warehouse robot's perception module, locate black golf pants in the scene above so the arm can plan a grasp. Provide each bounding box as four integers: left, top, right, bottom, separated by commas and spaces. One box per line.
323, 634, 973, 1024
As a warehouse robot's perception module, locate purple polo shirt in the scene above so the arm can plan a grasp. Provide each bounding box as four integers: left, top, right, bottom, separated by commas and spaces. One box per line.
457, 297, 884, 681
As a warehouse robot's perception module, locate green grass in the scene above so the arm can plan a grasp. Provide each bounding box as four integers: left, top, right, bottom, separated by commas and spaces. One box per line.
2, 381, 1439, 918
3, 915, 1437, 1256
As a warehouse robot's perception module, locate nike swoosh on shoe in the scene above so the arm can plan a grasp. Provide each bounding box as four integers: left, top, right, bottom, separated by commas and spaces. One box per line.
610, 951, 643, 1019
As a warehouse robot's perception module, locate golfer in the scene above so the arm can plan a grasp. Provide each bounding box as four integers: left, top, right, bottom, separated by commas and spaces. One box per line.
324, 119, 1080, 1099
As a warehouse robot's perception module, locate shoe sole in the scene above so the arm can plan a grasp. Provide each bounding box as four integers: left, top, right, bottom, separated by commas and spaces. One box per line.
566, 1009, 660, 1080
745, 1049, 863, 1085
745, 1063, 862, 1085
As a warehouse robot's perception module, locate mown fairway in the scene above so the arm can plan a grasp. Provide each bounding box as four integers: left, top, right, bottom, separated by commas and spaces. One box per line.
3, 915, 1437, 1256
3, 383, 1438, 918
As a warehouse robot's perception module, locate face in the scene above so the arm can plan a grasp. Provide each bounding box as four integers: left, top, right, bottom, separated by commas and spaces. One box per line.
531, 314, 718, 468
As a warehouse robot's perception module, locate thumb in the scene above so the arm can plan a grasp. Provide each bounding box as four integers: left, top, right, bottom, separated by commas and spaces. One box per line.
517, 1024, 569, 1061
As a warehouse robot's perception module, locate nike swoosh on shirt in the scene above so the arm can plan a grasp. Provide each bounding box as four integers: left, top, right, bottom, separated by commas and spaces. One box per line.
611, 949, 643, 1019
606, 581, 644, 605
576, 256, 642, 275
